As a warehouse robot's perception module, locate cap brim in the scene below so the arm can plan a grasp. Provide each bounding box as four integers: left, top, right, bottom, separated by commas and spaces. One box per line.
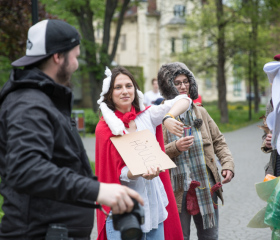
11, 54, 52, 67
274, 54, 280, 61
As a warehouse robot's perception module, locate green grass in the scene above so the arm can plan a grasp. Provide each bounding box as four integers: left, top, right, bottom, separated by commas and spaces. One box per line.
203, 102, 266, 133
90, 160, 95, 174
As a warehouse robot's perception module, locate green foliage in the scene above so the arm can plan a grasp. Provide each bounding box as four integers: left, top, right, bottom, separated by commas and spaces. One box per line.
0, 1, 57, 62
124, 66, 145, 92
90, 161, 95, 175
203, 102, 266, 132
83, 109, 100, 134
40, 0, 105, 23
0, 56, 11, 88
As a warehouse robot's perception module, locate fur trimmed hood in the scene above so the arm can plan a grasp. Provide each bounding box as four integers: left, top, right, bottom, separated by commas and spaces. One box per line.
157, 62, 198, 100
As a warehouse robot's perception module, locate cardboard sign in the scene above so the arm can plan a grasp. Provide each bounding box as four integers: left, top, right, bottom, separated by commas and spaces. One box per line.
110, 129, 177, 175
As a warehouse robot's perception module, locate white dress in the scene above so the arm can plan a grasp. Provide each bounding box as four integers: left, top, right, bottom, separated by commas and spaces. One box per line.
120, 95, 191, 233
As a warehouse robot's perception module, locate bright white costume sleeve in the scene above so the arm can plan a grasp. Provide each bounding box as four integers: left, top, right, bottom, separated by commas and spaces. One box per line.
263, 61, 280, 154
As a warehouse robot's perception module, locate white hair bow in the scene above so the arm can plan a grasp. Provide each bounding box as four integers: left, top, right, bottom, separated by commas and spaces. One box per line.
263, 61, 280, 154
97, 66, 112, 105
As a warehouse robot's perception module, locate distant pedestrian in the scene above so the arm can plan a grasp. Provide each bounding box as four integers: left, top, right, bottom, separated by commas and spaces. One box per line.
143, 78, 162, 106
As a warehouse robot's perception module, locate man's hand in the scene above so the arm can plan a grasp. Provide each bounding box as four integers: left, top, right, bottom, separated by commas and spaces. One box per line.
97, 183, 144, 214
164, 118, 184, 137
175, 136, 194, 152
265, 133, 272, 149
221, 170, 233, 184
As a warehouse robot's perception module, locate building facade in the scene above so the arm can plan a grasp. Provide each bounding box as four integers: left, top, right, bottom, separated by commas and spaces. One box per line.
108, 0, 246, 102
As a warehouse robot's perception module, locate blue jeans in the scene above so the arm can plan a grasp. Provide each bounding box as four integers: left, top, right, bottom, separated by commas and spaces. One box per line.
106, 216, 165, 240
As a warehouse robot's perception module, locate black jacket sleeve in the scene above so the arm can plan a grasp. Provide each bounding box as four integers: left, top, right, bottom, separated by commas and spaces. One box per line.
3, 98, 100, 207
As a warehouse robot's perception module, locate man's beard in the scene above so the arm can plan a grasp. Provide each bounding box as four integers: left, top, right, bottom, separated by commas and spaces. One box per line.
56, 56, 72, 88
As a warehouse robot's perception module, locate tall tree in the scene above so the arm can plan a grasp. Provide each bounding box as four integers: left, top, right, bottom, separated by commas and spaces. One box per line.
178, 0, 235, 123
41, 0, 131, 111
240, 0, 280, 113
179, 0, 280, 122
215, 0, 228, 123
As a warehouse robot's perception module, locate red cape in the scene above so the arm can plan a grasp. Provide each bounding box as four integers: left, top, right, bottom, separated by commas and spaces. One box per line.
95, 118, 183, 240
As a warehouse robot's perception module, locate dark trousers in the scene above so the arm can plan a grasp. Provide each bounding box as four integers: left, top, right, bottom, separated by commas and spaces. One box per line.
179, 174, 219, 240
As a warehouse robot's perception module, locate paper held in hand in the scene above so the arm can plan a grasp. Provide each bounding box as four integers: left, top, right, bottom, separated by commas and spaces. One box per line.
110, 129, 177, 175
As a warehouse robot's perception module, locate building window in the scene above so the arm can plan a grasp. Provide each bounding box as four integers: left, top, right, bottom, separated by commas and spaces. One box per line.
120, 34, 126, 51
174, 5, 186, 17
182, 36, 189, 52
171, 38, 176, 53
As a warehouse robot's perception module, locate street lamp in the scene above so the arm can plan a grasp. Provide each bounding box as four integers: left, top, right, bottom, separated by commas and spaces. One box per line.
31, 0, 38, 25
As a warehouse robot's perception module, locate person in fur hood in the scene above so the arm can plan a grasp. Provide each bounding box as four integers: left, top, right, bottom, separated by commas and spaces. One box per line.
158, 62, 235, 240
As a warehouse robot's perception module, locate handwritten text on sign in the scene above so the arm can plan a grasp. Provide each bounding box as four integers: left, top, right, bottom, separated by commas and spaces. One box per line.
110, 129, 177, 175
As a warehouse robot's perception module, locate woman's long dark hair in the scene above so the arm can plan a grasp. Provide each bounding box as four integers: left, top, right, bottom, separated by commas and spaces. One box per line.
103, 66, 141, 112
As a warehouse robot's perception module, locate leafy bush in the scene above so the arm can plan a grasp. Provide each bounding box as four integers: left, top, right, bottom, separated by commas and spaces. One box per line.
90, 161, 95, 175
83, 109, 100, 134
235, 105, 244, 110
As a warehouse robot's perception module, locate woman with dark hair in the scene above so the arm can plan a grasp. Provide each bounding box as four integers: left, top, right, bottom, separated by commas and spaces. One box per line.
95, 66, 192, 240
158, 62, 235, 240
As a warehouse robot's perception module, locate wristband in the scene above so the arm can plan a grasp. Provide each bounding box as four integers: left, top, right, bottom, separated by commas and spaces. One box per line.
162, 115, 172, 125
165, 113, 175, 119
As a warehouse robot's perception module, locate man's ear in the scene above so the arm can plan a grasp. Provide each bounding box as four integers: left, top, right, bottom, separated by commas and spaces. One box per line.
52, 53, 62, 64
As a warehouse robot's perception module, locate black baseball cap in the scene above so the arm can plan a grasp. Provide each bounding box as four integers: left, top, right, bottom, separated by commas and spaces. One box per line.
12, 19, 80, 67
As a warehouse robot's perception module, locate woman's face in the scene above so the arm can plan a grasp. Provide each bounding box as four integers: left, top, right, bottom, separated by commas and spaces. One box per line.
112, 73, 135, 112
173, 74, 190, 95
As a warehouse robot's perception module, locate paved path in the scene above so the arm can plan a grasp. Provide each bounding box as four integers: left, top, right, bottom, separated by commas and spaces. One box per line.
82, 136, 95, 162
83, 122, 272, 240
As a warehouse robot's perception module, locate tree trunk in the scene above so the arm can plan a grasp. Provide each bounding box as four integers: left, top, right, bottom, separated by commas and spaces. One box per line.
251, 0, 259, 113
90, 71, 102, 111
110, 0, 130, 62
71, 0, 103, 111
71, 0, 131, 111
248, 32, 252, 121
215, 0, 228, 123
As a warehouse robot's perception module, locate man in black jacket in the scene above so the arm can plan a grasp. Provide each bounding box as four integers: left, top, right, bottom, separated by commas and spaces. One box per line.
0, 19, 143, 239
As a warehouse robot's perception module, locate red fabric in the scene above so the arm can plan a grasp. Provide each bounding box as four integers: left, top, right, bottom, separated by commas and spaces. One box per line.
210, 182, 222, 210
95, 110, 183, 240
193, 94, 202, 104
186, 181, 223, 215
115, 106, 137, 128
186, 181, 201, 215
